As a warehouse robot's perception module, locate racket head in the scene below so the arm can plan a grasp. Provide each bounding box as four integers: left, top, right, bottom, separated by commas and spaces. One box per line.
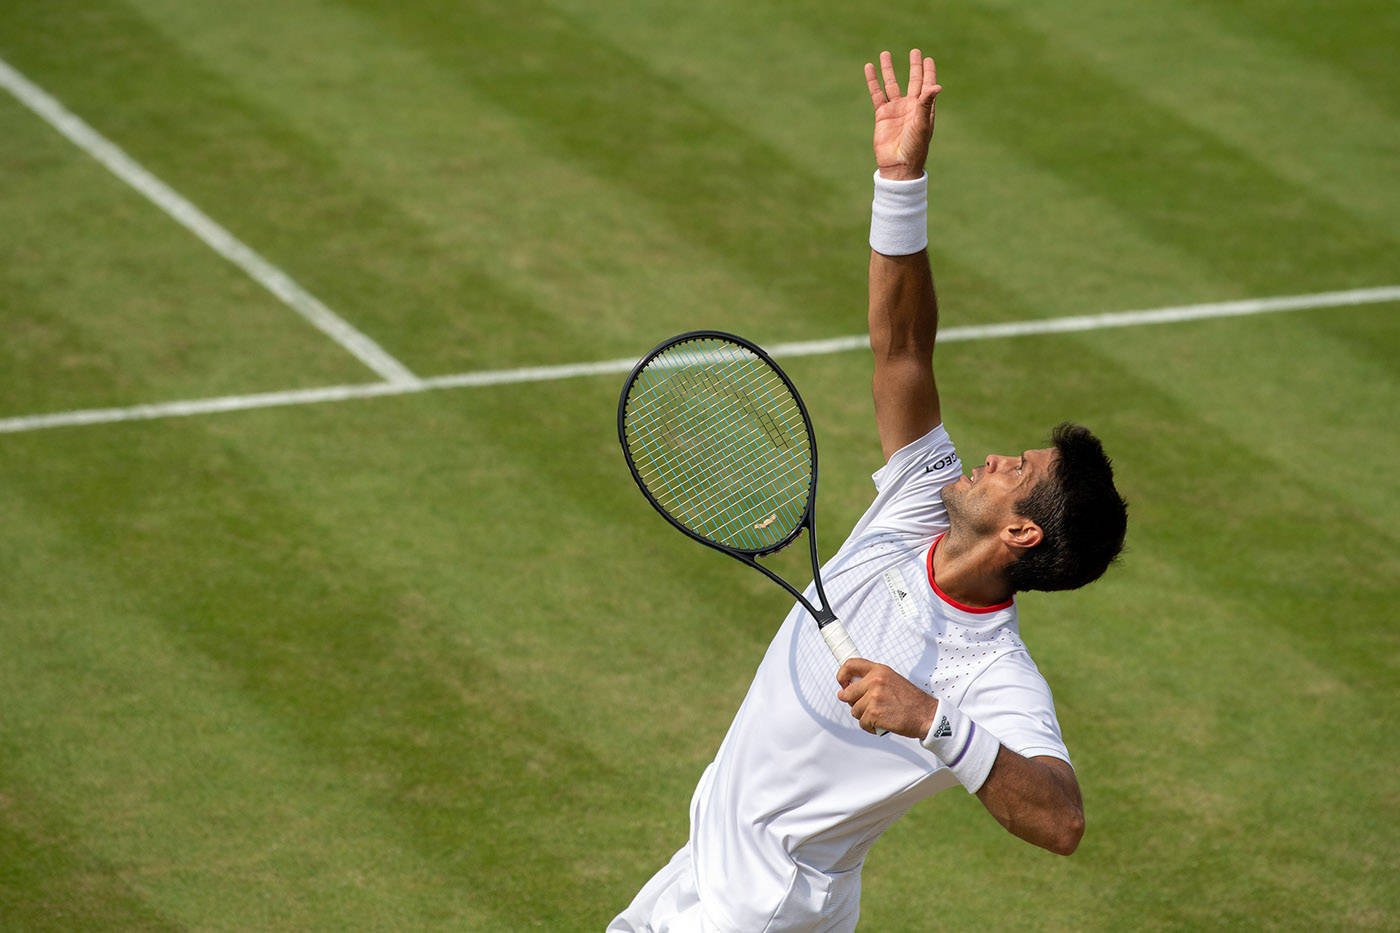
618, 331, 818, 558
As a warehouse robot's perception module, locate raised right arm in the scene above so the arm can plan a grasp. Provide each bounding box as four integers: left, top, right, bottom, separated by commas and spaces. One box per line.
864, 49, 943, 461
869, 246, 940, 460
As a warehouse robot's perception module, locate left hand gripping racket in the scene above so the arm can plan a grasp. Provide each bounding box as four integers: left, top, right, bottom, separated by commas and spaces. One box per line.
618, 330, 866, 668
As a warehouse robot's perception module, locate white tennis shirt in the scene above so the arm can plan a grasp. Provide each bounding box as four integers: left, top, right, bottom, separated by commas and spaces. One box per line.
687, 424, 1071, 931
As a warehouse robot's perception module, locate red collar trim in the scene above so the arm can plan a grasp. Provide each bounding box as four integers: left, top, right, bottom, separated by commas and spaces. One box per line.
926, 534, 1014, 614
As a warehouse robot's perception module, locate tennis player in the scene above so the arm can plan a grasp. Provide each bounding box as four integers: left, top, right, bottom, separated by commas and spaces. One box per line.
610, 49, 1128, 932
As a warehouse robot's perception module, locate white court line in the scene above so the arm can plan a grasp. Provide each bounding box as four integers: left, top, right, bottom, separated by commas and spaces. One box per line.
0, 56, 419, 386
767, 285, 1400, 356
2, 286, 1395, 435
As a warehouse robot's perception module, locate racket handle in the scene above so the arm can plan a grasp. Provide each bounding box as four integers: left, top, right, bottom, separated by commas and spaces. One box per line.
820, 619, 860, 663
821, 620, 889, 736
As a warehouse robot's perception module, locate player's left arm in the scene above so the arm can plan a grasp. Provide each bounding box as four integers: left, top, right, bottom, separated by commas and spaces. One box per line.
837, 659, 1085, 855
974, 749, 1084, 855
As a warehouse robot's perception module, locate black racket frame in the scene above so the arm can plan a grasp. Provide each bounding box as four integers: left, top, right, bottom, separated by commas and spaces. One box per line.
617, 330, 839, 629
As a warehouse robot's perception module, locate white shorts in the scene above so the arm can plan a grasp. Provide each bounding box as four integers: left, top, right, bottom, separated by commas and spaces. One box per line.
607, 846, 708, 933
608, 844, 861, 932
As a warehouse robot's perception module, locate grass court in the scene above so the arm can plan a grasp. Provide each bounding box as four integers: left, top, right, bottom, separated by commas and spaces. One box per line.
1, 0, 1397, 928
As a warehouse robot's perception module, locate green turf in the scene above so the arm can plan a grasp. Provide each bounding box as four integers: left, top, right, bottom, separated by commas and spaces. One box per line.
1, 0, 1397, 928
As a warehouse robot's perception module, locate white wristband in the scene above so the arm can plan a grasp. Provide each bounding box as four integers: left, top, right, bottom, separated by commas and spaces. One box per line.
869, 170, 928, 256
921, 700, 1001, 793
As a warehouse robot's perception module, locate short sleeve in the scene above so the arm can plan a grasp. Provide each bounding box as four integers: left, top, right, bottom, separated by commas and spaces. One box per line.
958, 650, 1071, 766
847, 425, 965, 540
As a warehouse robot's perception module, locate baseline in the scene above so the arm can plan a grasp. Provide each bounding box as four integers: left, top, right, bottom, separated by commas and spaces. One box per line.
1, 286, 1394, 435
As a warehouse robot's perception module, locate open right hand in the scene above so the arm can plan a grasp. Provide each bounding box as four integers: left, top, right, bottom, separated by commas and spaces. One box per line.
865, 49, 941, 181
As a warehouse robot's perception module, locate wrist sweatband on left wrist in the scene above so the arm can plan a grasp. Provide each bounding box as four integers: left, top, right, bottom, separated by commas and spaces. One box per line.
869, 170, 928, 256
921, 699, 1001, 793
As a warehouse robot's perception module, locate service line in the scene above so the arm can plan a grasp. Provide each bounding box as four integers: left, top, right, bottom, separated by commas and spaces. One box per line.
2, 286, 1395, 435
0, 56, 419, 386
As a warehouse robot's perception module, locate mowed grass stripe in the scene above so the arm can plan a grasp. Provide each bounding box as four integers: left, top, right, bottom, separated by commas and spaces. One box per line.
981, 0, 1400, 239
1181, 0, 1400, 114
129, 0, 1237, 369
0, 372, 757, 927
504, 0, 1244, 320
13, 0, 854, 377
334, 0, 864, 327
121, 0, 877, 362
1099, 304, 1400, 540
3, 0, 1396, 929
1, 0, 546, 376
0, 95, 382, 414
4, 306, 1394, 928
0, 421, 601, 928
0, 55, 418, 385
555, 0, 1398, 300
0, 495, 500, 928
810, 1, 1399, 296
24, 0, 1390, 378
2, 287, 1394, 434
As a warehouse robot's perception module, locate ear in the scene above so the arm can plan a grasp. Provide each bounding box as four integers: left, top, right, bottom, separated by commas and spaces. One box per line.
1000, 519, 1043, 551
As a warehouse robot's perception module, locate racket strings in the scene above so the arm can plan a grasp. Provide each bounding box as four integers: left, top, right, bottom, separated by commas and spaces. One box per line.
631, 415, 803, 552
629, 347, 808, 510
628, 377, 801, 544
623, 337, 813, 552
630, 372, 805, 519
632, 358, 817, 546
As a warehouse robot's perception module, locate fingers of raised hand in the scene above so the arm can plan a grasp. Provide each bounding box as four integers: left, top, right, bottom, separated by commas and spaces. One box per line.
869, 50, 938, 109
879, 50, 901, 102
864, 61, 885, 109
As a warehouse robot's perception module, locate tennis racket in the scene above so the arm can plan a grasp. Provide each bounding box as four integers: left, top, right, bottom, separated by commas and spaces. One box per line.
617, 330, 867, 670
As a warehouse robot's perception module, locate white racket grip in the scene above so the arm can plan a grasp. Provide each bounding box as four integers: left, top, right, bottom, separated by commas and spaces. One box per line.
822, 620, 889, 736
820, 619, 860, 663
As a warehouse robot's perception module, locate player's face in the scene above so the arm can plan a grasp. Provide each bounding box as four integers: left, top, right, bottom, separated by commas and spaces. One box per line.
942, 447, 1058, 534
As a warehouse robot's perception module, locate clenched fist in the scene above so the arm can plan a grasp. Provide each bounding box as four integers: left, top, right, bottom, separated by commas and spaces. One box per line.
836, 657, 940, 737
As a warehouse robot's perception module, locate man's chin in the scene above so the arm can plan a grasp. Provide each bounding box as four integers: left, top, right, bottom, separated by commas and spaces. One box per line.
940, 477, 966, 520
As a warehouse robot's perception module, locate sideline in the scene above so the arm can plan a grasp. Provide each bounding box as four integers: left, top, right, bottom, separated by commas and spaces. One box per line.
0, 56, 419, 385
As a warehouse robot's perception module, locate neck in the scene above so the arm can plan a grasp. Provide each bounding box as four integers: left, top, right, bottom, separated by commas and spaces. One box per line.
932, 529, 1014, 609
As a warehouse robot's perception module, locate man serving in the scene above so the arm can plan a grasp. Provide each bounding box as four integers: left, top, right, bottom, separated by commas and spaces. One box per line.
611, 49, 1128, 932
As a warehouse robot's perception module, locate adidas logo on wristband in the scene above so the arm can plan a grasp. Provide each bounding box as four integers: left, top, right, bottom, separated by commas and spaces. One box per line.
921, 701, 1000, 793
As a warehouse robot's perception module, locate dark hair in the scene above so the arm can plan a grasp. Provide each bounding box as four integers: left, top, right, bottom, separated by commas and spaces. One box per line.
1004, 423, 1127, 593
